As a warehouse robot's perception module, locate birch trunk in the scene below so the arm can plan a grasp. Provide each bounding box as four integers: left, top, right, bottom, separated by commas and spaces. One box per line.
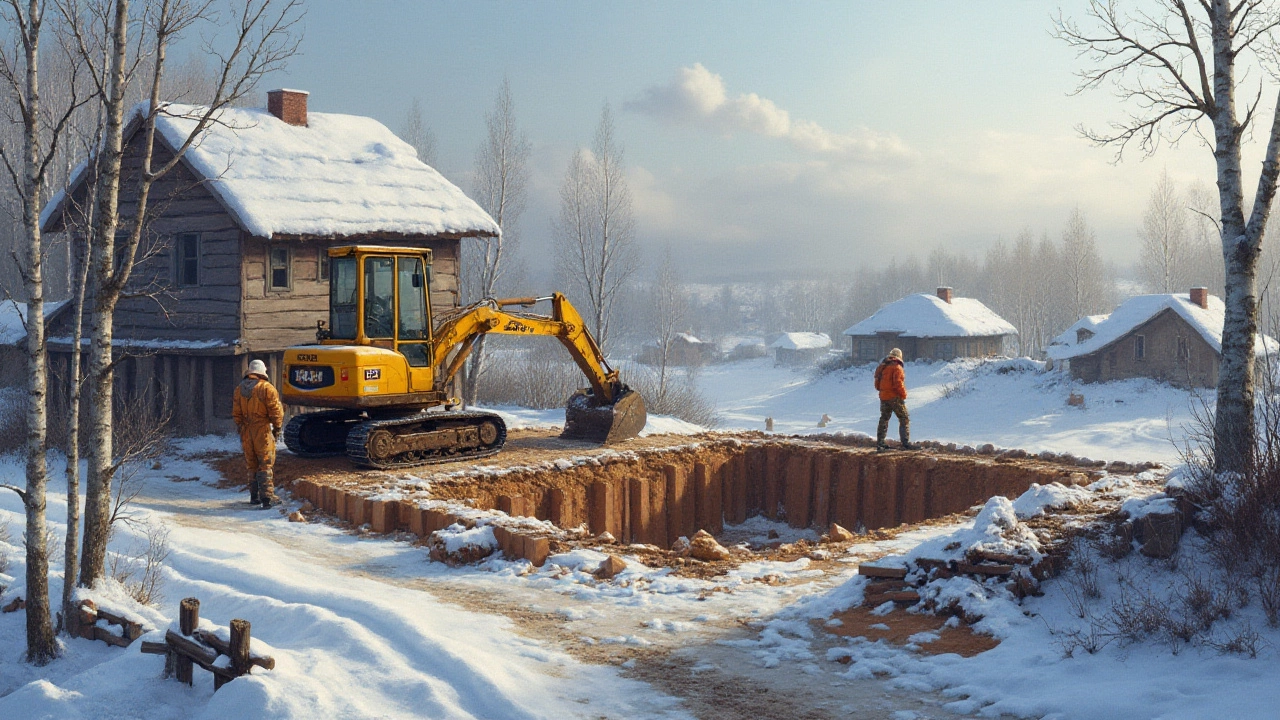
10, 0, 58, 664
79, 0, 129, 586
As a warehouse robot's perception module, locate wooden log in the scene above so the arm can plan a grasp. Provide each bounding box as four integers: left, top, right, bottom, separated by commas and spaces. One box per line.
229, 619, 252, 676
858, 564, 908, 579
179, 597, 199, 635
956, 561, 1015, 576
92, 625, 133, 648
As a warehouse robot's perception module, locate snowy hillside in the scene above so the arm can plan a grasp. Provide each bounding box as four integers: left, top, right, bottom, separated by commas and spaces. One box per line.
696, 357, 1203, 463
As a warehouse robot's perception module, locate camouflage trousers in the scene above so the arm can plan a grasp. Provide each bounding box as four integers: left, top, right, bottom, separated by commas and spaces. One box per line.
877, 399, 910, 445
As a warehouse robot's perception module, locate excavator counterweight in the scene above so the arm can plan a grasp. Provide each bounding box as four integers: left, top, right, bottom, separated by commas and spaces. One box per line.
280, 245, 646, 468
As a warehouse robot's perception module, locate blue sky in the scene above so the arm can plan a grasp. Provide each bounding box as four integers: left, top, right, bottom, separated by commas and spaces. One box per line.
249, 1, 1228, 281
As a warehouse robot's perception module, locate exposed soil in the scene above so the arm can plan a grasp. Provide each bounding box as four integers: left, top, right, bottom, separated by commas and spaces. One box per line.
823, 605, 1000, 658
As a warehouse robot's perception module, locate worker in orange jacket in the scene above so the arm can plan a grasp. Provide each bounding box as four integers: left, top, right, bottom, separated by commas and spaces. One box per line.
873, 348, 914, 451
232, 359, 285, 508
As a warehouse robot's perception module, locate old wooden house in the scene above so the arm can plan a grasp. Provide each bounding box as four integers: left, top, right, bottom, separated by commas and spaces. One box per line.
40, 90, 499, 434
1046, 288, 1276, 387
842, 288, 1016, 363
770, 332, 832, 366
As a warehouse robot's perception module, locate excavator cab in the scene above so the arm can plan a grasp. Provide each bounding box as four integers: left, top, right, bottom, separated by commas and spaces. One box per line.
281, 244, 646, 469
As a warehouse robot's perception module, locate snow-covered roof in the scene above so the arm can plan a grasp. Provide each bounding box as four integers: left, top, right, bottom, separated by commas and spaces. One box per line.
843, 293, 1017, 338
43, 103, 500, 240
1048, 315, 1108, 349
0, 301, 67, 346
771, 332, 831, 350
1046, 293, 1278, 360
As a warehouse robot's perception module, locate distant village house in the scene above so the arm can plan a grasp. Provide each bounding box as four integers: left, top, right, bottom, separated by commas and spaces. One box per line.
771, 332, 831, 366
842, 287, 1016, 363
1046, 288, 1276, 388
637, 333, 718, 366
40, 90, 500, 434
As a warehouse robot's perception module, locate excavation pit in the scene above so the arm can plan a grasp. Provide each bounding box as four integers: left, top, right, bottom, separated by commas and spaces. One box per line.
276, 432, 1132, 565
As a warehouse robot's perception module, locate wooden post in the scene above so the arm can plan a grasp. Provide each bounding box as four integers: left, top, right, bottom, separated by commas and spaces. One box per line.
179, 597, 199, 635
202, 357, 214, 434
229, 619, 251, 675
177, 597, 199, 685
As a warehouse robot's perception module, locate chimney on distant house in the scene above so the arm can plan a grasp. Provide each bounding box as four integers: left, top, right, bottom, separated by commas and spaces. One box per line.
937, 287, 953, 304
267, 89, 308, 126
1190, 287, 1209, 309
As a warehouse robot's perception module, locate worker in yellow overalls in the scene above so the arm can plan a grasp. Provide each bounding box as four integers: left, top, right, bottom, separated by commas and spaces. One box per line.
232, 359, 285, 508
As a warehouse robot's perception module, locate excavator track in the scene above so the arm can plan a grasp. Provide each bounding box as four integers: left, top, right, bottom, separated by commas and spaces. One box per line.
283, 410, 364, 457
346, 410, 508, 470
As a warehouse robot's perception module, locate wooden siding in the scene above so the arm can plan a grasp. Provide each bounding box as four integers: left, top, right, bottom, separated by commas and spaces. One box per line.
1067, 308, 1218, 388
847, 334, 1006, 364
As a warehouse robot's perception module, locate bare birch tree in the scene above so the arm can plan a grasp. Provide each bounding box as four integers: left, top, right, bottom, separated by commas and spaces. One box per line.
67, 0, 301, 586
1061, 207, 1111, 319
1057, 0, 1280, 472
461, 79, 529, 405
0, 0, 89, 664
400, 96, 437, 168
648, 244, 687, 407
554, 103, 637, 352
1139, 170, 1193, 292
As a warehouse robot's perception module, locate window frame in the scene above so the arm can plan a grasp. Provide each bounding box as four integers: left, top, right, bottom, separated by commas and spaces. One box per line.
268, 244, 291, 292
174, 232, 201, 287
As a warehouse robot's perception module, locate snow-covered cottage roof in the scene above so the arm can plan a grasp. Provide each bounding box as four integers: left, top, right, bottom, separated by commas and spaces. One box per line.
1048, 315, 1108, 349
843, 294, 1017, 338
1046, 293, 1278, 360
42, 102, 500, 240
0, 301, 67, 346
771, 332, 831, 350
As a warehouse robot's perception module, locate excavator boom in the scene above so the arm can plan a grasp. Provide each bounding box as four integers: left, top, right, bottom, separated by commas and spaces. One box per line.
431, 293, 647, 444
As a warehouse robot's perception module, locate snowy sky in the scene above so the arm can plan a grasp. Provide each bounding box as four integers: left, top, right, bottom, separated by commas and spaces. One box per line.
252, 1, 1244, 281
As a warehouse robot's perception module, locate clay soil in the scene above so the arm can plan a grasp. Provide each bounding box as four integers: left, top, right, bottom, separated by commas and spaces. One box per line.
823, 606, 1000, 658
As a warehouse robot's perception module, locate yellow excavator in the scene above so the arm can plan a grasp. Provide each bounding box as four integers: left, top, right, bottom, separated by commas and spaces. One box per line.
281, 245, 646, 469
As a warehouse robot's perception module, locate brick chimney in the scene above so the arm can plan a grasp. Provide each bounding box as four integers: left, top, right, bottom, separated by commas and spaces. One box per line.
267, 89, 308, 126
1190, 286, 1209, 309
937, 287, 953, 304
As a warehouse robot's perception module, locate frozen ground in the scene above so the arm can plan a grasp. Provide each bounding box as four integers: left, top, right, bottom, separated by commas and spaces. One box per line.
1, 357, 1269, 720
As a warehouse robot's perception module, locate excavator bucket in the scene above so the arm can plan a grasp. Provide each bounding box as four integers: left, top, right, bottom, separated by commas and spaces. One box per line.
561, 386, 647, 444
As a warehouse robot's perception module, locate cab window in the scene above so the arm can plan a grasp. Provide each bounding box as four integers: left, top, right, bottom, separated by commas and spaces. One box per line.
329, 256, 358, 340
364, 257, 395, 339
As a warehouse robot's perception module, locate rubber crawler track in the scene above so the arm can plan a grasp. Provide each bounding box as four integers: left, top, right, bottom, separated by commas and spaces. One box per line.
345, 410, 508, 470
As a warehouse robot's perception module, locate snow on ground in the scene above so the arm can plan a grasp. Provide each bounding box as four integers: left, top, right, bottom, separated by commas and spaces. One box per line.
697, 356, 1201, 463
0, 450, 690, 720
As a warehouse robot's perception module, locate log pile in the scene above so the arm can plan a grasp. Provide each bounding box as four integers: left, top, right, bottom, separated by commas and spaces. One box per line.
140, 597, 275, 691
859, 547, 1063, 609
74, 599, 145, 647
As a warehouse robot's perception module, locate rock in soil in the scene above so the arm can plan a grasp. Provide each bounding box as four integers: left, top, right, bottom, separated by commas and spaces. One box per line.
690, 530, 731, 562
595, 554, 628, 579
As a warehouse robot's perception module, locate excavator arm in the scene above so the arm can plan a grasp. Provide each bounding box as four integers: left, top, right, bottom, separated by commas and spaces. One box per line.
430, 293, 646, 443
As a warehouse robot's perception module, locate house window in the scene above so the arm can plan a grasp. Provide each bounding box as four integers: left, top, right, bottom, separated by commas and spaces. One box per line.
175, 233, 200, 286
934, 341, 954, 360
1177, 336, 1189, 361
318, 247, 330, 281
269, 246, 290, 290
1134, 335, 1146, 360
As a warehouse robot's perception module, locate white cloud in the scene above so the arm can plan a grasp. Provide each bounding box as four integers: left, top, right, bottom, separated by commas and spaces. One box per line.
626, 64, 911, 162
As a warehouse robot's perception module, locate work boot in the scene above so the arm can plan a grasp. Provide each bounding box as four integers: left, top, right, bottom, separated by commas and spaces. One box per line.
257, 470, 279, 509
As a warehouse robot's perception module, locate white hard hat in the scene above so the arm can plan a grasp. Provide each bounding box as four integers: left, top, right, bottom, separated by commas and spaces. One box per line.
248, 359, 268, 377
